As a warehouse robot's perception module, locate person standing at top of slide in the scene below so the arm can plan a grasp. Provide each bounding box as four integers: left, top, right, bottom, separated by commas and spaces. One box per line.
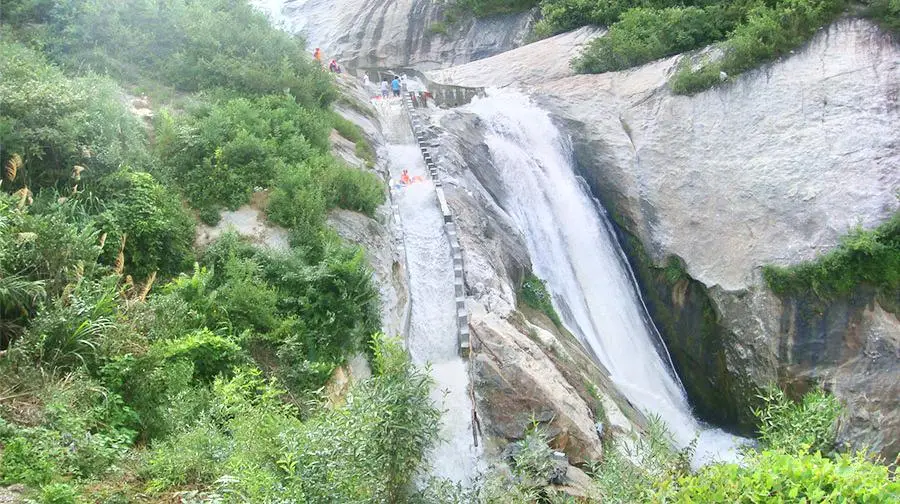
391, 76, 401, 97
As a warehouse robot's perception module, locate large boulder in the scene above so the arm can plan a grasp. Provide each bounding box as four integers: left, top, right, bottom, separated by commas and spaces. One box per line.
470, 304, 604, 464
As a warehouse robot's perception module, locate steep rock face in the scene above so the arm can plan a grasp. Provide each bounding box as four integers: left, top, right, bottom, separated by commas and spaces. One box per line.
267, 0, 534, 70
430, 19, 900, 458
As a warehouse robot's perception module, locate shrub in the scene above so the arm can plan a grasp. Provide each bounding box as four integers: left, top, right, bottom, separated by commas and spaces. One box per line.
574, 6, 735, 73
15, 276, 119, 372
6, 0, 337, 107
101, 352, 210, 442
331, 112, 376, 167
320, 163, 386, 216
866, 0, 900, 33
754, 387, 841, 454
591, 416, 692, 502
654, 449, 900, 502
0, 436, 56, 485
762, 212, 900, 301
152, 329, 244, 383
267, 161, 328, 249
519, 272, 562, 326
670, 0, 845, 94
145, 417, 229, 491
92, 168, 195, 279
455, 0, 540, 18
0, 41, 149, 191
39, 483, 79, 504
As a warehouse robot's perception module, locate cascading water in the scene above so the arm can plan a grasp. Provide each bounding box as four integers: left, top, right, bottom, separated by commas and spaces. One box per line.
466, 90, 746, 467
375, 97, 482, 483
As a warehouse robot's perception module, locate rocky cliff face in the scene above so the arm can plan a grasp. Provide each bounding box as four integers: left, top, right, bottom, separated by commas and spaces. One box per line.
430, 19, 900, 460
264, 0, 534, 70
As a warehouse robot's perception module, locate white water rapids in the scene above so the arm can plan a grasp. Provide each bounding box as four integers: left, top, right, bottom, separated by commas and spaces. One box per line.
466, 91, 746, 467
375, 97, 482, 484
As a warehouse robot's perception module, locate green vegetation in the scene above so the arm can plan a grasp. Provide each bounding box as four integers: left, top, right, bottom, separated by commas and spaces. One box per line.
331, 112, 377, 167
763, 212, 900, 301
573, 5, 740, 73
865, 0, 900, 33
654, 389, 899, 502
459, 0, 895, 92
454, 0, 541, 18
518, 272, 563, 326
669, 0, 845, 94
567, 0, 845, 92
0, 1, 422, 501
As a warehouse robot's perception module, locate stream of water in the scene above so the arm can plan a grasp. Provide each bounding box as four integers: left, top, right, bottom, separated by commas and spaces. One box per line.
466, 90, 746, 467
375, 97, 482, 484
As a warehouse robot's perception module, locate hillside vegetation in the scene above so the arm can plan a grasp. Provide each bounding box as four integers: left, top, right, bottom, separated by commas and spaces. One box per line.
0, 1, 439, 501
457, 0, 898, 93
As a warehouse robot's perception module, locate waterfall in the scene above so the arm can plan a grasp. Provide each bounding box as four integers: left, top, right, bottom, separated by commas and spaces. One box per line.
466, 90, 746, 467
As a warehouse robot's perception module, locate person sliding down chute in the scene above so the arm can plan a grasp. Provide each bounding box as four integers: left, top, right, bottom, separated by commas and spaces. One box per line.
394, 169, 424, 189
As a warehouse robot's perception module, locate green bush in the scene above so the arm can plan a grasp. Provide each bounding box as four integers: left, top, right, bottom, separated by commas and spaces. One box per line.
152, 329, 244, 383
92, 168, 195, 279
670, 0, 845, 94
39, 482, 79, 504
754, 387, 841, 454
320, 163, 386, 216
536, 0, 674, 37
455, 0, 540, 17
143, 336, 440, 502
4, 0, 336, 107
145, 418, 229, 490
0, 436, 56, 485
519, 272, 562, 326
156, 95, 330, 213
574, 6, 736, 73
866, 0, 900, 33
654, 449, 900, 502
0, 41, 149, 191
331, 112, 376, 167
763, 212, 900, 301
669, 57, 724, 94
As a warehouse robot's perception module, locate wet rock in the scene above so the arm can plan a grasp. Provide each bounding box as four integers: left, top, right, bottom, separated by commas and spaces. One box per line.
470, 304, 604, 464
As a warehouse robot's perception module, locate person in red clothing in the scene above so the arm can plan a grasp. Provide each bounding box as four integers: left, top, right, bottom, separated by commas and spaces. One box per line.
400, 169, 411, 185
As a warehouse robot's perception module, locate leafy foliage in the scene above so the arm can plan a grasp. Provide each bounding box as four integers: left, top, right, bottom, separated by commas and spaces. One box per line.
655, 449, 900, 502
518, 272, 562, 326
574, 6, 739, 73
762, 212, 900, 301
1, 0, 336, 108
669, 0, 845, 94
454, 0, 541, 17
143, 335, 441, 502
754, 387, 841, 454
865, 0, 900, 33
0, 41, 150, 191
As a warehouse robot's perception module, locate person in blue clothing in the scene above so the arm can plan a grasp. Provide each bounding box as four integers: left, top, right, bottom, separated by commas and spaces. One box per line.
391, 76, 401, 97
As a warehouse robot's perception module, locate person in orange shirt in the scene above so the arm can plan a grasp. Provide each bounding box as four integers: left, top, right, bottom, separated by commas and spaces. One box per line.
313, 47, 322, 64
400, 169, 411, 185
